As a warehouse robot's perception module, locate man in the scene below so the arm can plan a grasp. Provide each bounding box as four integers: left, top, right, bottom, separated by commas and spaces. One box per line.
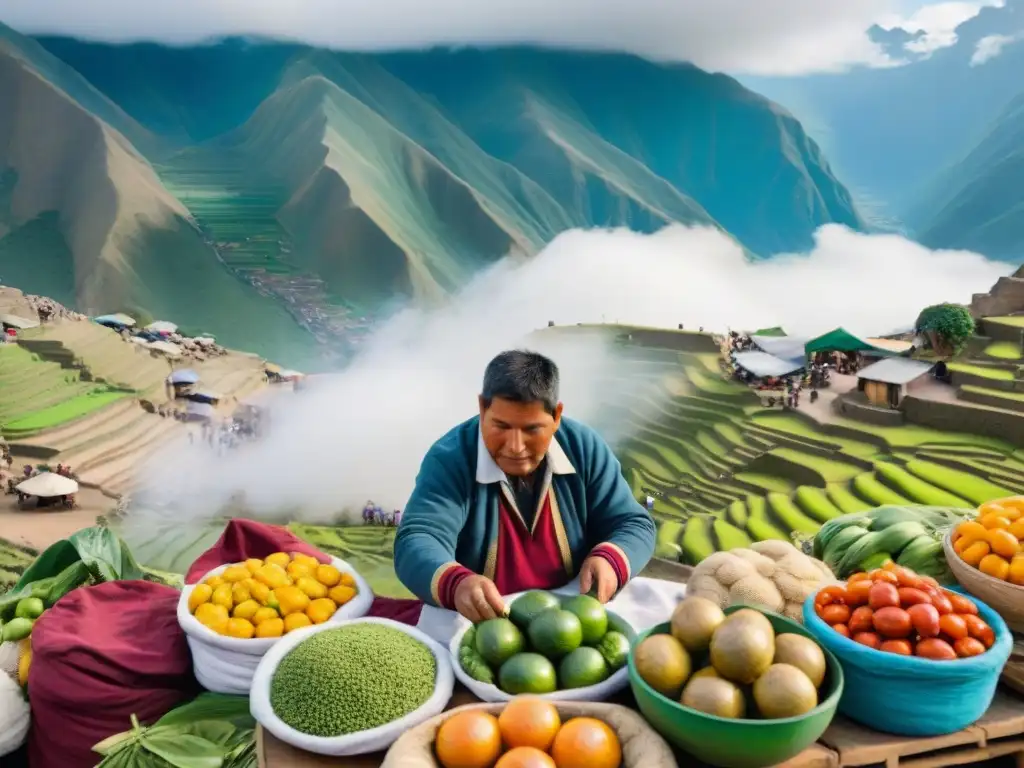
394, 350, 656, 623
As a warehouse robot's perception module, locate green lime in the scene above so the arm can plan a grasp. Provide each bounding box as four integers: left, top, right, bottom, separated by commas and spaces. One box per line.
560, 594, 608, 645
508, 591, 561, 629
498, 653, 558, 694
559, 646, 610, 689
474, 618, 525, 667
528, 609, 582, 659
15, 597, 45, 621
596, 630, 631, 670
1, 617, 33, 643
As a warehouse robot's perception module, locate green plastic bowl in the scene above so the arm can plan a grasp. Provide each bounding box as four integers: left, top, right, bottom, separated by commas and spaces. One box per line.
628, 606, 844, 768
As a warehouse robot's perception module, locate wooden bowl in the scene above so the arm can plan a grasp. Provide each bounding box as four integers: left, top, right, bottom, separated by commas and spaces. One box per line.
943, 531, 1024, 633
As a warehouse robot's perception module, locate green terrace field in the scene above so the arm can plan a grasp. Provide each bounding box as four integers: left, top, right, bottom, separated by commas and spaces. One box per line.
47, 329, 1023, 595
586, 339, 1020, 565
0, 539, 36, 593
0, 344, 132, 439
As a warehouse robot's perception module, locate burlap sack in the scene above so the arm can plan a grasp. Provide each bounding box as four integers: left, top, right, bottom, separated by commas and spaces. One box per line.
381, 701, 678, 768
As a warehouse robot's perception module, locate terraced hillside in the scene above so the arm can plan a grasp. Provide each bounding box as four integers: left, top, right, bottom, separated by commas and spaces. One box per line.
101, 327, 1023, 597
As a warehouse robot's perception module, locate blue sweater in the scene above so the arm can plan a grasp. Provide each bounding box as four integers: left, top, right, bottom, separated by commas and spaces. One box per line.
394, 416, 656, 606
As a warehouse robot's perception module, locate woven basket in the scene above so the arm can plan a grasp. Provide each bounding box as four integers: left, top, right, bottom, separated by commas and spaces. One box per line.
943, 531, 1024, 633
380, 701, 678, 768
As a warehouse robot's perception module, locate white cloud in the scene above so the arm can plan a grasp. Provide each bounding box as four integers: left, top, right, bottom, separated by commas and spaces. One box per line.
878, 0, 1004, 57
970, 30, 1024, 63
0, 0, 1004, 76
133, 223, 1010, 525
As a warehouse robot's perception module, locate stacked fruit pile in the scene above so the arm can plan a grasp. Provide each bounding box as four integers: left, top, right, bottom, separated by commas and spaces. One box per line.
435, 698, 622, 768
950, 499, 1024, 585
188, 552, 358, 639
634, 597, 828, 720
813, 563, 997, 659
458, 591, 631, 695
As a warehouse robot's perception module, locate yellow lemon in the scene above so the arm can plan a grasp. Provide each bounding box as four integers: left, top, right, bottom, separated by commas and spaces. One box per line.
255, 618, 284, 638
233, 599, 260, 620
221, 565, 251, 584
264, 552, 291, 569
188, 583, 213, 613
329, 584, 357, 606
224, 618, 255, 639
339, 572, 356, 588
315, 564, 342, 587
203, 575, 225, 590
307, 598, 337, 624
244, 558, 264, 574
286, 560, 314, 581
284, 613, 312, 633
291, 553, 320, 569
254, 563, 290, 589
195, 603, 229, 634
296, 576, 328, 600
252, 606, 280, 625
211, 583, 234, 610
249, 582, 272, 605
274, 585, 310, 616
232, 581, 252, 605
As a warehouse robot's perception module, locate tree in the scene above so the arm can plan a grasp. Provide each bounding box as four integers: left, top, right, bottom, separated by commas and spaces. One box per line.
915, 303, 975, 356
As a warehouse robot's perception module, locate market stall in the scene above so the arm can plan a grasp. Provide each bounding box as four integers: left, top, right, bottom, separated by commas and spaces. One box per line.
2, 499, 1024, 768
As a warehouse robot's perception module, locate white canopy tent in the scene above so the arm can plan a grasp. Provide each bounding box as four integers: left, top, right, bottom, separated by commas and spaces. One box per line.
17, 472, 79, 497
146, 320, 178, 334
0, 313, 40, 330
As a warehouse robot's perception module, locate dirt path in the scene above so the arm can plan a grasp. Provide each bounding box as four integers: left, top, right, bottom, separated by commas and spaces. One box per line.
0, 484, 114, 551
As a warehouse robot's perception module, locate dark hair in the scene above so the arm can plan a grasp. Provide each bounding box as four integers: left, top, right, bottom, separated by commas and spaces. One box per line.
481, 350, 560, 415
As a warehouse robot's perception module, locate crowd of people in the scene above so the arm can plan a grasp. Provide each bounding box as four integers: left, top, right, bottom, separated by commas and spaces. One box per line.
721, 332, 842, 410
2, 459, 78, 508
362, 501, 402, 526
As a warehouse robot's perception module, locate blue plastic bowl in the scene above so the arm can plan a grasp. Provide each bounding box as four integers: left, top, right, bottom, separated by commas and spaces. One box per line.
802, 591, 1012, 736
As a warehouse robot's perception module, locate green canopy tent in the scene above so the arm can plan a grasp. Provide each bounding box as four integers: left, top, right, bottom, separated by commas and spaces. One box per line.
752, 326, 787, 337
804, 327, 890, 356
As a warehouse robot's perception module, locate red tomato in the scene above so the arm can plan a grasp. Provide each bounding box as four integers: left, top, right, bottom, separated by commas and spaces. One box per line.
873, 606, 913, 638
848, 572, 872, 584
821, 604, 852, 625
845, 580, 872, 606
880, 639, 913, 656
832, 624, 851, 638
872, 570, 900, 585
930, 592, 953, 615
953, 637, 986, 658
962, 615, 996, 648
907, 603, 941, 638
947, 592, 979, 616
897, 587, 931, 606
918, 575, 940, 589
849, 606, 875, 634
938, 614, 969, 641
868, 581, 900, 610
916, 638, 957, 660
853, 632, 881, 649
889, 565, 923, 588
816, 585, 848, 607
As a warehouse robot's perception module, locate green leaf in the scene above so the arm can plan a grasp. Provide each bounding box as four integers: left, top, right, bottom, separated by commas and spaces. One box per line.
155, 693, 254, 730
14, 540, 80, 590
45, 560, 92, 606
140, 733, 225, 768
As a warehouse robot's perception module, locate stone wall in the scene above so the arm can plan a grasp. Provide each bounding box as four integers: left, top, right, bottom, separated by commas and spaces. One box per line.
627, 328, 720, 353
836, 392, 906, 426
903, 396, 1024, 447
950, 369, 1019, 392
971, 276, 1024, 318
977, 320, 1023, 344
957, 386, 1024, 414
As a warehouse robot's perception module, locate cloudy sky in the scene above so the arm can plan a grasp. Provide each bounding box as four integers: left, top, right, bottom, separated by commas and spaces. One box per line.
0, 0, 1015, 75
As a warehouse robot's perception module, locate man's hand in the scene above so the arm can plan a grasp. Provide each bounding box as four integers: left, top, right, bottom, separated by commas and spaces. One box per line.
579, 555, 619, 603
453, 574, 507, 623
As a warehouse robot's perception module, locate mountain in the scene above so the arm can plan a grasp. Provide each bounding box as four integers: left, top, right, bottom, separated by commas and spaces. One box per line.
743, 1, 1024, 221
0, 28, 864, 366
909, 90, 1024, 259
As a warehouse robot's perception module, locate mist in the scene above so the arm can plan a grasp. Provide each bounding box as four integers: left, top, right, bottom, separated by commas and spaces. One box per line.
133, 222, 1011, 523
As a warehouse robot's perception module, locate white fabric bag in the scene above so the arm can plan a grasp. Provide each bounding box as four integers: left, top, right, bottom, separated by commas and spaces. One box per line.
250, 618, 454, 756
0, 672, 30, 758
177, 556, 373, 695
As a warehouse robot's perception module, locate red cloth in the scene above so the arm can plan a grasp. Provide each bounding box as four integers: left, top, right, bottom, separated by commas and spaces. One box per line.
189, 518, 424, 625
493, 492, 568, 594
27, 581, 199, 768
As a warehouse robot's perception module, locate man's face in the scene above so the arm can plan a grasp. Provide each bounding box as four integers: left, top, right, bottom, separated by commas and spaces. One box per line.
479, 396, 563, 477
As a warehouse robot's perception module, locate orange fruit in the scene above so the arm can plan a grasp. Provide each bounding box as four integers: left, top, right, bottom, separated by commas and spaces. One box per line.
1009, 519, 1024, 540
550, 717, 622, 768
435, 711, 503, 768
960, 540, 991, 567
495, 747, 556, 768
498, 697, 562, 752
979, 514, 1011, 530
1009, 555, 1024, 586
988, 529, 1020, 559
979, 554, 1010, 581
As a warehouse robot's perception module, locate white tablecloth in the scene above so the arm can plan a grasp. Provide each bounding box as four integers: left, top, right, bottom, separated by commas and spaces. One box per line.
415, 576, 687, 646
